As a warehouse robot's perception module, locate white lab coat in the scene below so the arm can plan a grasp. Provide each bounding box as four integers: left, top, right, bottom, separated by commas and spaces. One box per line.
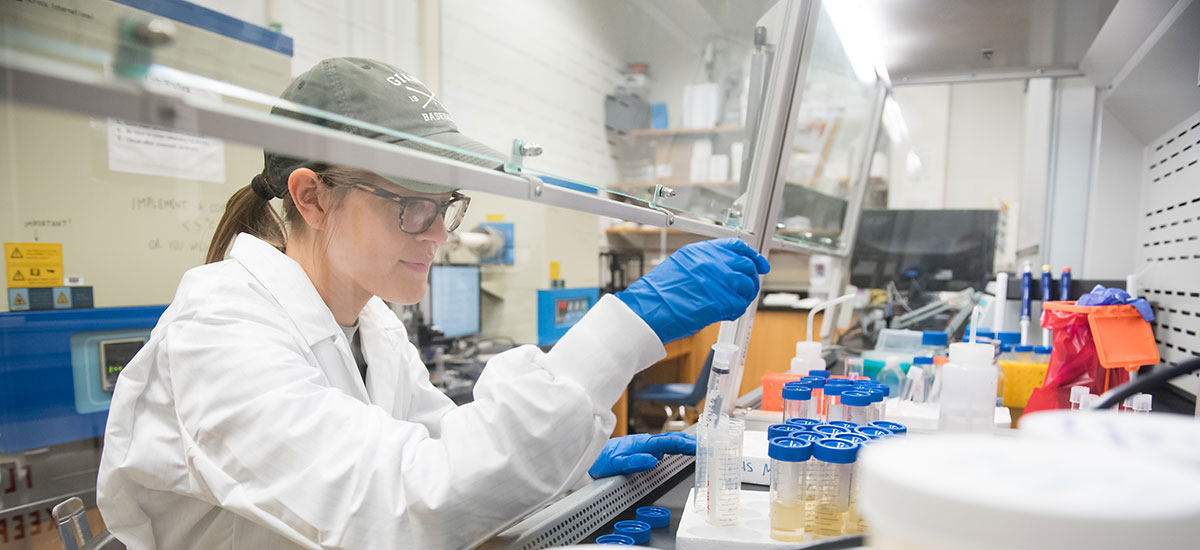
97, 233, 666, 549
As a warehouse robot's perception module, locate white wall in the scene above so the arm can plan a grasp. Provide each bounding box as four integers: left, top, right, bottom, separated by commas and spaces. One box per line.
1081, 106, 1141, 279
942, 81, 1025, 210
190, 0, 421, 78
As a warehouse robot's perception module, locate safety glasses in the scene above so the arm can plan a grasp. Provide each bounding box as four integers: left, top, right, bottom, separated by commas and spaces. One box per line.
347, 181, 470, 235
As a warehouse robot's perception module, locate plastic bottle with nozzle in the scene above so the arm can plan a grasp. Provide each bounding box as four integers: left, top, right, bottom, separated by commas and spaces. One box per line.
938, 341, 998, 431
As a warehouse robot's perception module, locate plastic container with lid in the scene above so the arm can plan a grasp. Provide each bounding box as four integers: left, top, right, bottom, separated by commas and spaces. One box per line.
1033, 345, 1052, 364
636, 506, 671, 528
768, 437, 814, 542
938, 342, 998, 432
835, 391, 873, 424
822, 383, 852, 422
782, 382, 815, 422
921, 331, 949, 356
912, 356, 936, 403
998, 343, 1016, 361
857, 434, 1200, 550
1014, 344, 1035, 362
808, 438, 860, 537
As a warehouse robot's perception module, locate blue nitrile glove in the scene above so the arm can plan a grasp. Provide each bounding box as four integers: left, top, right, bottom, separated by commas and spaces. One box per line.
588, 432, 696, 479
1076, 285, 1155, 322
616, 238, 771, 344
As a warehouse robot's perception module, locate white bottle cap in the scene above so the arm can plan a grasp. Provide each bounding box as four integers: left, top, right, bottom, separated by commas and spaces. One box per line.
1133, 393, 1153, 412
795, 341, 822, 361
1087, 394, 1101, 409
948, 342, 994, 366
1070, 386, 1090, 405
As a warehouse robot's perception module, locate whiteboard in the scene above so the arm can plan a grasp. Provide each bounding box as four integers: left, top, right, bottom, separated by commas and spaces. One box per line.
0, 0, 293, 310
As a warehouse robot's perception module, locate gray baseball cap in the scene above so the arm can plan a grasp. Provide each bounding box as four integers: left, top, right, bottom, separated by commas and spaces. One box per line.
262, 57, 504, 197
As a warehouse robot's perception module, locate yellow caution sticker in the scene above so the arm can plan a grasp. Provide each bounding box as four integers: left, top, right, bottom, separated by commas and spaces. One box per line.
5, 242, 63, 288
13, 294, 26, 306
57, 292, 69, 304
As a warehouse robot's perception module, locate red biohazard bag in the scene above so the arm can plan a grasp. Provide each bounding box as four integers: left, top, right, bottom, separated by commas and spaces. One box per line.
1024, 301, 1157, 414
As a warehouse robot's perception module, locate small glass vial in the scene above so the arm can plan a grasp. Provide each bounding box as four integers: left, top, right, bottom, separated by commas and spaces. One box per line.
768, 437, 814, 542
782, 382, 815, 422
808, 438, 860, 537
844, 357, 865, 380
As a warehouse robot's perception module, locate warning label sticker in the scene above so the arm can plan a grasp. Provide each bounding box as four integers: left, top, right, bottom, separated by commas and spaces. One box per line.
5, 242, 63, 288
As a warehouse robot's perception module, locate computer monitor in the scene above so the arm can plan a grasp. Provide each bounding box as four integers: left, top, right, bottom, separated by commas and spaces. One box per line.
428, 264, 481, 339
850, 209, 999, 292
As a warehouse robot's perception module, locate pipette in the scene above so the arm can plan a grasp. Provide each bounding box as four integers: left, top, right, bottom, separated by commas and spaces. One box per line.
1060, 267, 1071, 301
1019, 261, 1032, 345
1041, 264, 1053, 345
993, 272, 1008, 332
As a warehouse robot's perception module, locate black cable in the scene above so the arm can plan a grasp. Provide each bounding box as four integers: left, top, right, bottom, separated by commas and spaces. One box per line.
1094, 357, 1200, 410
785, 535, 865, 550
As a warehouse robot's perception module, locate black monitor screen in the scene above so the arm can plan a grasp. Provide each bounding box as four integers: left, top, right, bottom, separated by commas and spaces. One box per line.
850, 209, 999, 291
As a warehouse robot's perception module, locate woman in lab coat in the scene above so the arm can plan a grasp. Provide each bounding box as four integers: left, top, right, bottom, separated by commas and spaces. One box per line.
97, 58, 769, 549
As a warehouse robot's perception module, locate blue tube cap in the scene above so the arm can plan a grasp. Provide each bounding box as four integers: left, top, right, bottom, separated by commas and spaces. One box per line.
1015, 345, 1034, 353
1034, 345, 1052, 354
997, 331, 1021, 345
871, 420, 907, 435
798, 376, 826, 388
813, 424, 851, 436
1000, 344, 1013, 353
768, 436, 814, 462
808, 370, 831, 378
790, 432, 822, 442
813, 438, 860, 464
596, 533, 636, 545
823, 384, 850, 397
614, 520, 651, 544
768, 423, 807, 440
921, 331, 949, 346
636, 506, 671, 528
781, 384, 812, 401
785, 417, 822, 428
913, 356, 934, 365
835, 433, 870, 445
824, 378, 854, 386
828, 420, 860, 430
854, 425, 893, 439
839, 391, 873, 407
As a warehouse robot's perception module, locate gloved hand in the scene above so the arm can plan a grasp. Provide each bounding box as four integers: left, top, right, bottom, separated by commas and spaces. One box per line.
588, 432, 696, 479
616, 238, 770, 344
1076, 284, 1155, 322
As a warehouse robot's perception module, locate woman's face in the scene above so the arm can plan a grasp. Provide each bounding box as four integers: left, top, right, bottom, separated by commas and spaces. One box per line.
325, 173, 452, 305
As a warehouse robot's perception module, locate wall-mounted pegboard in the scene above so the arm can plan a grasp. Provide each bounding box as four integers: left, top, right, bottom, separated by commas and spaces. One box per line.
1136, 109, 1200, 400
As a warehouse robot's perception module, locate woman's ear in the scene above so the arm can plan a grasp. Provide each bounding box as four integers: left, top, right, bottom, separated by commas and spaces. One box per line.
288, 168, 329, 230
